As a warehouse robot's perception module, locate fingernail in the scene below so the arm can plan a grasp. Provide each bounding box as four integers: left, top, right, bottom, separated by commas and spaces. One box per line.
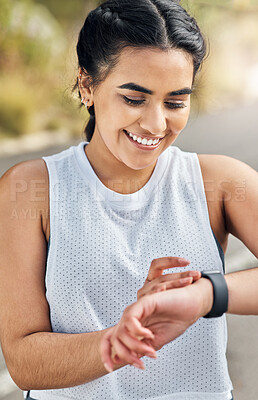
146, 352, 157, 359
143, 329, 155, 340
189, 271, 199, 277
133, 362, 145, 370
178, 258, 190, 263
181, 277, 192, 283
147, 333, 155, 339
104, 363, 113, 373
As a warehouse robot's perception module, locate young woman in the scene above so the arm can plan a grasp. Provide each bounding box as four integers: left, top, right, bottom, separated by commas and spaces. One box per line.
0, 1, 257, 399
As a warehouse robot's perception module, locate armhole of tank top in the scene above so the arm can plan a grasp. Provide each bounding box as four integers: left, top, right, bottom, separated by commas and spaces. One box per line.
211, 229, 225, 273
190, 153, 225, 273
47, 235, 51, 258
41, 157, 56, 272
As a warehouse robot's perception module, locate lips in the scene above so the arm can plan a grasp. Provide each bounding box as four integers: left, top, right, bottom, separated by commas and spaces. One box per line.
124, 129, 164, 142
123, 129, 163, 150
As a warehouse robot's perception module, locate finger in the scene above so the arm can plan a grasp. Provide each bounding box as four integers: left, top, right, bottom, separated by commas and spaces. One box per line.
150, 277, 192, 294
189, 270, 202, 281
139, 270, 201, 299
118, 329, 157, 358
100, 331, 115, 373
162, 277, 193, 290
143, 338, 154, 348
111, 336, 145, 369
155, 284, 167, 293
147, 257, 190, 281
122, 297, 157, 331
152, 270, 201, 283
112, 353, 124, 364
125, 316, 155, 340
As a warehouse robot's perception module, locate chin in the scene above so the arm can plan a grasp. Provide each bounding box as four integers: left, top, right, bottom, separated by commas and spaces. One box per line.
123, 158, 156, 171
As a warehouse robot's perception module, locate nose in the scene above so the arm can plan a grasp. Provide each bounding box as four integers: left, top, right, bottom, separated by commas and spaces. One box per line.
139, 104, 167, 135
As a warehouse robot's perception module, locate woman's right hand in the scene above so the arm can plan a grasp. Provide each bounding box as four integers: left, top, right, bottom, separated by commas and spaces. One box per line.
137, 257, 201, 299
101, 258, 202, 372
100, 278, 212, 373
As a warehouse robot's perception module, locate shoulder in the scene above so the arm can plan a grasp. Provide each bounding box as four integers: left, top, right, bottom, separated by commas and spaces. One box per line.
197, 153, 257, 209
0, 159, 49, 238
197, 153, 257, 195
197, 153, 256, 176
198, 154, 258, 256
0, 158, 49, 209
1, 158, 48, 182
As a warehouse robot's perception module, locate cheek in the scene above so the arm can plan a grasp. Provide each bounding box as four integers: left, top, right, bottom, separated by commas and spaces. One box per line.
169, 111, 190, 135
100, 99, 138, 129
118, 104, 141, 124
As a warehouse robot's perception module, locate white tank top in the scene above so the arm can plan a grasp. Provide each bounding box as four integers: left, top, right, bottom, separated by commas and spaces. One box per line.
29, 142, 233, 400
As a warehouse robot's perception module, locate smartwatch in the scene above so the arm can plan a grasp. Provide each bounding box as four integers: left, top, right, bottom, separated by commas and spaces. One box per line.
201, 271, 228, 318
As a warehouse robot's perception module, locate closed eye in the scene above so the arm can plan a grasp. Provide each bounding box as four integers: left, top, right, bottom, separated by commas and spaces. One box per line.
123, 96, 186, 109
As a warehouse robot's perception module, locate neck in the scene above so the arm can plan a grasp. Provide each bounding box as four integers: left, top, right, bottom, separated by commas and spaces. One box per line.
85, 134, 157, 195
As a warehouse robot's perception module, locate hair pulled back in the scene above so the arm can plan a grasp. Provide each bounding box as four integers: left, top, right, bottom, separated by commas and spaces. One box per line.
75, 0, 207, 142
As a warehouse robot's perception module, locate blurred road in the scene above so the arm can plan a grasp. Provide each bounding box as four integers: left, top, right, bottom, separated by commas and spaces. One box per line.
0, 103, 257, 399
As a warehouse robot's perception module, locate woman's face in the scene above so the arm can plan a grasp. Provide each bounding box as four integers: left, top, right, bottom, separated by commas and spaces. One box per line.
87, 47, 194, 171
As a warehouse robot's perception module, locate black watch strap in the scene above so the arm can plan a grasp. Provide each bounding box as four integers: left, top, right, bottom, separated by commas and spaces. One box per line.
201, 271, 228, 318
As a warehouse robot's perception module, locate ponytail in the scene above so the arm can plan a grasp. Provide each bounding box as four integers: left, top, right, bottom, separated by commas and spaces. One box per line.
85, 105, 95, 142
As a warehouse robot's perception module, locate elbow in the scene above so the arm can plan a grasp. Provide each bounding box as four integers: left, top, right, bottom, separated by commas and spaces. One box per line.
6, 365, 30, 391
17, 384, 31, 392
2, 337, 39, 391
4, 357, 32, 392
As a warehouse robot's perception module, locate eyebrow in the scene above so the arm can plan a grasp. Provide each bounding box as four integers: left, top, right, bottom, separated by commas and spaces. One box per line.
117, 83, 192, 96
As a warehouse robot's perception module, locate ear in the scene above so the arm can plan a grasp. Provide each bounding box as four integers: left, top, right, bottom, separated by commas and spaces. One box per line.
78, 68, 94, 107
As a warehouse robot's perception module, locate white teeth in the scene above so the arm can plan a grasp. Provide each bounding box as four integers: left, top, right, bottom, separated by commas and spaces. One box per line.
126, 131, 160, 146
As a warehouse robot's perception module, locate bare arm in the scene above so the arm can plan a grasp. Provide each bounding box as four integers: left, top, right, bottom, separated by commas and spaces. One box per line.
221, 156, 258, 314
225, 268, 258, 315
0, 161, 119, 390
198, 155, 258, 315
13, 330, 114, 390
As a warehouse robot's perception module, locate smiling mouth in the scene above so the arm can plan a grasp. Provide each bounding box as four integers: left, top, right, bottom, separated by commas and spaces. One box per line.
123, 130, 163, 146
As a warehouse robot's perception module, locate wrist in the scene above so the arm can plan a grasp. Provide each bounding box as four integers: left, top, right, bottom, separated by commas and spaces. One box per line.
191, 278, 214, 318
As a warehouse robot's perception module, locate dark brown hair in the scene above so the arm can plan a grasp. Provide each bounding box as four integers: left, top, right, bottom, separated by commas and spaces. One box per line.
74, 0, 207, 141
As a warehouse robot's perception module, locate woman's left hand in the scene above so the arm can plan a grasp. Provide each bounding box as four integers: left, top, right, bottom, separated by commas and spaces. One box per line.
137, 257, 201, 299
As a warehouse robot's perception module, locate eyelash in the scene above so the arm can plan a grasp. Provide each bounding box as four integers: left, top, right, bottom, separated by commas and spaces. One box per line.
123, 96, 186, 109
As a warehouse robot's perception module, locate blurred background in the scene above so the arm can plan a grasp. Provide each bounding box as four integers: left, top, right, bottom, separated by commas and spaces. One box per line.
0, 0, 258, 144
0, 0, 258, 399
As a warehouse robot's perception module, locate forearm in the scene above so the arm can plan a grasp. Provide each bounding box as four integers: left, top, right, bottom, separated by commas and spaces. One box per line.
12, 328, 123, 390
225, 267, 258, 315
193, 268, 258, 318
101, 269, 258, 369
